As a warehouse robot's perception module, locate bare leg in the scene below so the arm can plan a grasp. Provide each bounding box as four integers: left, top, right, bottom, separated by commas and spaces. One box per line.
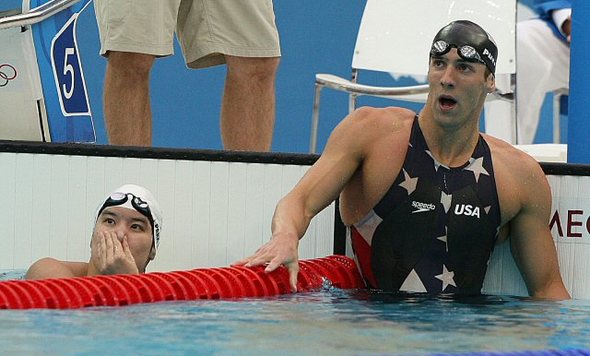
221, 56, 280, 151
103, 52, 156, 146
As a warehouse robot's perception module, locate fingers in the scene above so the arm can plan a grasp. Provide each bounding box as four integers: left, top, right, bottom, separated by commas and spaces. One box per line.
235, 235, 300, 292
120, 236, 139, 274
241, 243, 271, 267
288, 262, 299, 293
101, 231, 124, 263
91, 230, 99, 252
231, 257, 250, 267
107, 232, 125, 257
90, 230, 101, 261
104, 231, 114, 260
121, 235, 135, 260
236, 253, 300, 293
241, 239, 290, 268
232, 254, 270, 269
245, 254, 272, 268
265, 258, 299, 293
264, 257, 283, 273
91, 231, 109, 272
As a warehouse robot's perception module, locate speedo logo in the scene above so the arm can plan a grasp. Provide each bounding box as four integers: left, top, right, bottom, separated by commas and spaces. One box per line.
411, 201, 436, 213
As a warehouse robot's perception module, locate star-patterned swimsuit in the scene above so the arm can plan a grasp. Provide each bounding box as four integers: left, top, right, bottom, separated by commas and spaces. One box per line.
349, 116, 501, 295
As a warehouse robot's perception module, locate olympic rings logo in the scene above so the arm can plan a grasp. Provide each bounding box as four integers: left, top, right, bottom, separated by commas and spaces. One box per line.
0, 64, 17, 87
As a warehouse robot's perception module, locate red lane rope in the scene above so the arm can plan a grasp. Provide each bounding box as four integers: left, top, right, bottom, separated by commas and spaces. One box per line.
0, 255, 365, 309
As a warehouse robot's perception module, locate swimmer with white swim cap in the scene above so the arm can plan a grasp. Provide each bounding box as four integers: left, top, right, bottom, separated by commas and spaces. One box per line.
25, 184, 163, 280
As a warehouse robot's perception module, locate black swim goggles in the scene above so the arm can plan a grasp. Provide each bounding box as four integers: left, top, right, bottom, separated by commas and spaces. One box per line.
430, 40, 486, 65
98, 192, 154, 228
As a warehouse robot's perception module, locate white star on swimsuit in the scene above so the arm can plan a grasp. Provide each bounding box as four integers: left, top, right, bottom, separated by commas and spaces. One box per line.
464, 157, 489, 183
399, 169, 418, 195
437, 227, 448, 252
435, 264, 456, 291
426, 150, 449, 172
440, 191, 452, 213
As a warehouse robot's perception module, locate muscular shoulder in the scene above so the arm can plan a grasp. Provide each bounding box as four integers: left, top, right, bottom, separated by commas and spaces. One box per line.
25, 258, 88, 280
338, 106, 414, 144
338, 107, 415, 223
324, 106, 415, 161
348, 106, 415, 128
484, 135, 551, 222
485, 135, 545, 180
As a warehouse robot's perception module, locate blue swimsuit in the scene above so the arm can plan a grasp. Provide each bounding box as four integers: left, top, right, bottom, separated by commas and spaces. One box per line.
349, 116, 501, 294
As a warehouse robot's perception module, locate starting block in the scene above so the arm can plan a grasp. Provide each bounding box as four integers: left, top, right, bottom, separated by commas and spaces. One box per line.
0, 0, 95, 142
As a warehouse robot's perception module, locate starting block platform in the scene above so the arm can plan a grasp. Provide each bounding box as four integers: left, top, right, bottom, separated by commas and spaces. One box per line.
0, 0, 95, 142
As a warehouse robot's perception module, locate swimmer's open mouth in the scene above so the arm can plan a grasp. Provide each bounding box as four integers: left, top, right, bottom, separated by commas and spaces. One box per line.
439, 95, 457, 110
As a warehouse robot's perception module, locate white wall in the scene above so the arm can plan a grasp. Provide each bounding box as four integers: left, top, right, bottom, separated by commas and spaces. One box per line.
483, 174, 590, 299
2, 150, 589, 299
0, 152, 335, 272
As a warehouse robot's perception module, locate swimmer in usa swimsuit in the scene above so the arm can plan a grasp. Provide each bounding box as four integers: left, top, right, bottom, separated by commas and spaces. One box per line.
239, 20, 569, 300
350, 116, 501, 294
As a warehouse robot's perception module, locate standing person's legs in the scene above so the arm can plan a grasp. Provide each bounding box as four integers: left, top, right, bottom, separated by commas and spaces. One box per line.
516, 19, 570, 144
103, 52, 155, 146
178, 0, 281, 151
222, 56, 279, 151
94, 0, 181, 146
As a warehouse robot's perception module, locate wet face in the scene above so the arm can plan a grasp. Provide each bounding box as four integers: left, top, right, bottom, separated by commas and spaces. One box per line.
94, 207, 155, 271
427, 48, 495, 128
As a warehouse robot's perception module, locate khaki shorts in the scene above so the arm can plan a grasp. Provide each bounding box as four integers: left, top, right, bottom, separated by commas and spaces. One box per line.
94, 0, 281, 68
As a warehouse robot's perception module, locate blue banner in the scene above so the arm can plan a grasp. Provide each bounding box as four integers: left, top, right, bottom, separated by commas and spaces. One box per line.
31, 0, 95, 142
51, 13, 89, 116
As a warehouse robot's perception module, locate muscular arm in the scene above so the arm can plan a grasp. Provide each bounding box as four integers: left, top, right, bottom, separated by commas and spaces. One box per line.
507, 159, 570, 300
237, 107, 401, 290
271, 109, 371, 241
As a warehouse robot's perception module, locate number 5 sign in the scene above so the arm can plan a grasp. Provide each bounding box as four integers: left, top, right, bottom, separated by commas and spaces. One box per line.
50, 12, 91, 116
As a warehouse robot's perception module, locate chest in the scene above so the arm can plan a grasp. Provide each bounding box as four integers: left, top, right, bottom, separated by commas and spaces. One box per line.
343, 141, 502, 227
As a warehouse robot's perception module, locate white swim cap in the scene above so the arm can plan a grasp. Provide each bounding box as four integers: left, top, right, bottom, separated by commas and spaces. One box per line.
95, 184, 163, 251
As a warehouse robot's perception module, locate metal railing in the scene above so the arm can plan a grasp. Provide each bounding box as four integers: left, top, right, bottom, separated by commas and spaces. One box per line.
0, 0, 81, 30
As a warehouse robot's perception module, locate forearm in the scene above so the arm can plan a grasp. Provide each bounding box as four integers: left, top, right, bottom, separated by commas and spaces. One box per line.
271, 195, 313, 242
530, 276, 570, 300
511, 232, 570, 300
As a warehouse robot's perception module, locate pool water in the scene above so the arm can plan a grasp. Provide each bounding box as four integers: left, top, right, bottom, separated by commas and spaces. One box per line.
0, 270, 25, 281
0, 282, 589, 355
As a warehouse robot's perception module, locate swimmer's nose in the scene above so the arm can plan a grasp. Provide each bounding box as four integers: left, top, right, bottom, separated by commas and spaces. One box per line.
110, 228, 125, 242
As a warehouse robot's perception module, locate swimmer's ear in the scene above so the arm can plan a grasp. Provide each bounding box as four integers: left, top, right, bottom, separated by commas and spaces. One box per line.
142, 247, 156, 273
486, 73, 496, 94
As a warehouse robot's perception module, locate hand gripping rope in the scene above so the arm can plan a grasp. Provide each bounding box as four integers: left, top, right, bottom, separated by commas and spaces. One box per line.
0, 255, 365, 309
